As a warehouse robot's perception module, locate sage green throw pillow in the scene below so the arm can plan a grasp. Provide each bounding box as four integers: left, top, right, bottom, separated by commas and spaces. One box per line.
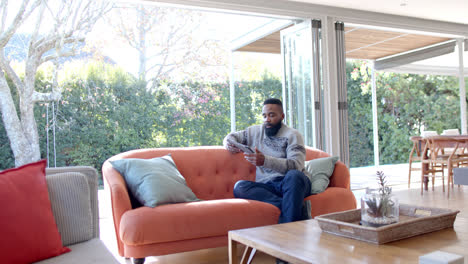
304, 156, 339, 194
110, 155, 200, 207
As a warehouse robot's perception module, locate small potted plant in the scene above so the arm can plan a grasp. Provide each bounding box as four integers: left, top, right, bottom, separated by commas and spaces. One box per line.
361, 171, 399, 227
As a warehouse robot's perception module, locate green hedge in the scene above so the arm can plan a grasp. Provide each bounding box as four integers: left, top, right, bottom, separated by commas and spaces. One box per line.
0, 60, 464, 179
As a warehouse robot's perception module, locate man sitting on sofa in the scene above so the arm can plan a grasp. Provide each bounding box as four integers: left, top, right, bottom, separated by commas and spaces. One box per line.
223, 98, 311, 224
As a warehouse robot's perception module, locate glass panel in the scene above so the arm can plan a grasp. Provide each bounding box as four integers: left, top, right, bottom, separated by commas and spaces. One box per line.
281, 22, 315, 147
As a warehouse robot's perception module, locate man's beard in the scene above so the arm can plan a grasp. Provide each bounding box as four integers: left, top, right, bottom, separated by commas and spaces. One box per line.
265, 122, 282, 137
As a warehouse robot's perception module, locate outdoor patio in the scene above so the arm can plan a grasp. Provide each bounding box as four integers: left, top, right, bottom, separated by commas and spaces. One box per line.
350, 162, 417, 190
97, 162, 429, 263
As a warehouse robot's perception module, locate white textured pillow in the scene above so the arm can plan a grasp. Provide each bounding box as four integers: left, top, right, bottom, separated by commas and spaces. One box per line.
46, 172, 93, 246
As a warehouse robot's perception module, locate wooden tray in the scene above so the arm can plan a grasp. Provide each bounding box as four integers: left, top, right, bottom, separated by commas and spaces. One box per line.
315, 204, 459, 244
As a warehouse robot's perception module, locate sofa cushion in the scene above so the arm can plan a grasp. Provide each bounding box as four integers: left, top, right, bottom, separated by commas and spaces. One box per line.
46, 172, 93, 246
110, 155, 200, 207
304, 156, 339, 194
0, 160, 70, 263
119, 198, 280, 245
34, 238, 119, 264
46, 166, 100, 238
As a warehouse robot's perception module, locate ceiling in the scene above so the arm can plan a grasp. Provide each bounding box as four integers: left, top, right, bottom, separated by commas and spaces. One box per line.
285, 0, 468, 25
234, 26, 452, 60
345, 27, 451, 60
236, 30, 283, 54
228, 0, 465, 73
144, 0, 467, 74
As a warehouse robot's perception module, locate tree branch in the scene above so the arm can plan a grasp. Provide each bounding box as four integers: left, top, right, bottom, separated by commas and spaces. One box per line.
0, 49, 24, 95
30, 0, 46, 46
0, 0, 8, 33
0, 0, 41, 48
39, 50, 76, 65
32, 90, 62, 103
34, 34, 83, 58
146, 63, 163, 72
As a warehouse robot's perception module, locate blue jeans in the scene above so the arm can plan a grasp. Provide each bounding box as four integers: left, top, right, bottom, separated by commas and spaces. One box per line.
233, 170, 311, 223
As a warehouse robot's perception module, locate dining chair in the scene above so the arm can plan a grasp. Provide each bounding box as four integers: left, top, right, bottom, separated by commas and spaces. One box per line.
408, 136, 423, 188
422, 131, 438, 137
420, 137, 444, 193
441, 129, 460, 135
411, 131, 439, 189
441, 129, 465, 157
420, 136, 467, 197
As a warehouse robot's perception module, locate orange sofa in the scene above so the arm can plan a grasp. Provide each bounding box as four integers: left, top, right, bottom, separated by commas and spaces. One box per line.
102, 146, 356, 263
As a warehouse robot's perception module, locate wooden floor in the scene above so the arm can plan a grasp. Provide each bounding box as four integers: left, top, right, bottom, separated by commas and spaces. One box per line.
99, 184, 468, 264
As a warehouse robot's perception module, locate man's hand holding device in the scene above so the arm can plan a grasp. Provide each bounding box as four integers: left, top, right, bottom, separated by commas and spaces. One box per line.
226, 139, 263, 165
244, 148, 265, 166
227, 139, 254, 154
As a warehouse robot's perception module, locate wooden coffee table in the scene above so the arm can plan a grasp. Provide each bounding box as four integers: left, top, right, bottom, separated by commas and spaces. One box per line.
229, 217, 468, 264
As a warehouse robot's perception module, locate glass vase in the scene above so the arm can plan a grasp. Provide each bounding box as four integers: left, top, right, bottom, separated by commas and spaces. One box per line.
361, 189, 399, 227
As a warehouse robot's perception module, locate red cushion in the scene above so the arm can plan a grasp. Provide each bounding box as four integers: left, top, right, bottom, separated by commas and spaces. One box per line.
0, 160, 70, 263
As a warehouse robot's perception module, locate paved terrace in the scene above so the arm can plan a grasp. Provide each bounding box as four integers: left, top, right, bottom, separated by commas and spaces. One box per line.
98, 162, 429, 263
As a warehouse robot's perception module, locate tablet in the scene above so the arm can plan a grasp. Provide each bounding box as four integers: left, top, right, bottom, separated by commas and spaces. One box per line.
227, 138, 255, 154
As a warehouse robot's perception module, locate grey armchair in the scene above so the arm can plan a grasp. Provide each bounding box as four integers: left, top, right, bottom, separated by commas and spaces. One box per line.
35, 166, 118, 264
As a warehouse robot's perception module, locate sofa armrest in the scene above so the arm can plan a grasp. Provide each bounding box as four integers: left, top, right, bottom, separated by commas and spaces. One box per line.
46, 166, 99, 239
329, 161, 350, 189
102, 160, 133, 256
304, 147, 350, 190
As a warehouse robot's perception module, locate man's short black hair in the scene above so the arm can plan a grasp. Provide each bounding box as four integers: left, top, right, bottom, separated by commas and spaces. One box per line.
263, 98, 283, 108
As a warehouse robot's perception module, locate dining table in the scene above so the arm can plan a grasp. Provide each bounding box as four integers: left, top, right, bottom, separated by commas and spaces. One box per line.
412, 134, 468, 191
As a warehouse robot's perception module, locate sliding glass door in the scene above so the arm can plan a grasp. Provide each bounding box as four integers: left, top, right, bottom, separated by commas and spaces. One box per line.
281, 20, 324, 149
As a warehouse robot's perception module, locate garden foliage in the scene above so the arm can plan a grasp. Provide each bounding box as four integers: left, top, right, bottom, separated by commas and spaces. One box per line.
347, 61, 461, 167
0, 60, 464, 183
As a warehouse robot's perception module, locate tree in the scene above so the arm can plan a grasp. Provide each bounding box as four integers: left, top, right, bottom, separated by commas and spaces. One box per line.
347, 62, 374, 167
105, 3, 226, 88
347, 60, 461, 166
0, 0, 110, 167
54, 62, 159, 172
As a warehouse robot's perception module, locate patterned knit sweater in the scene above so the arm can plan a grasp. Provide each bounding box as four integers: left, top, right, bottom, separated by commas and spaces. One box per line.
223, 123, 306, 183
